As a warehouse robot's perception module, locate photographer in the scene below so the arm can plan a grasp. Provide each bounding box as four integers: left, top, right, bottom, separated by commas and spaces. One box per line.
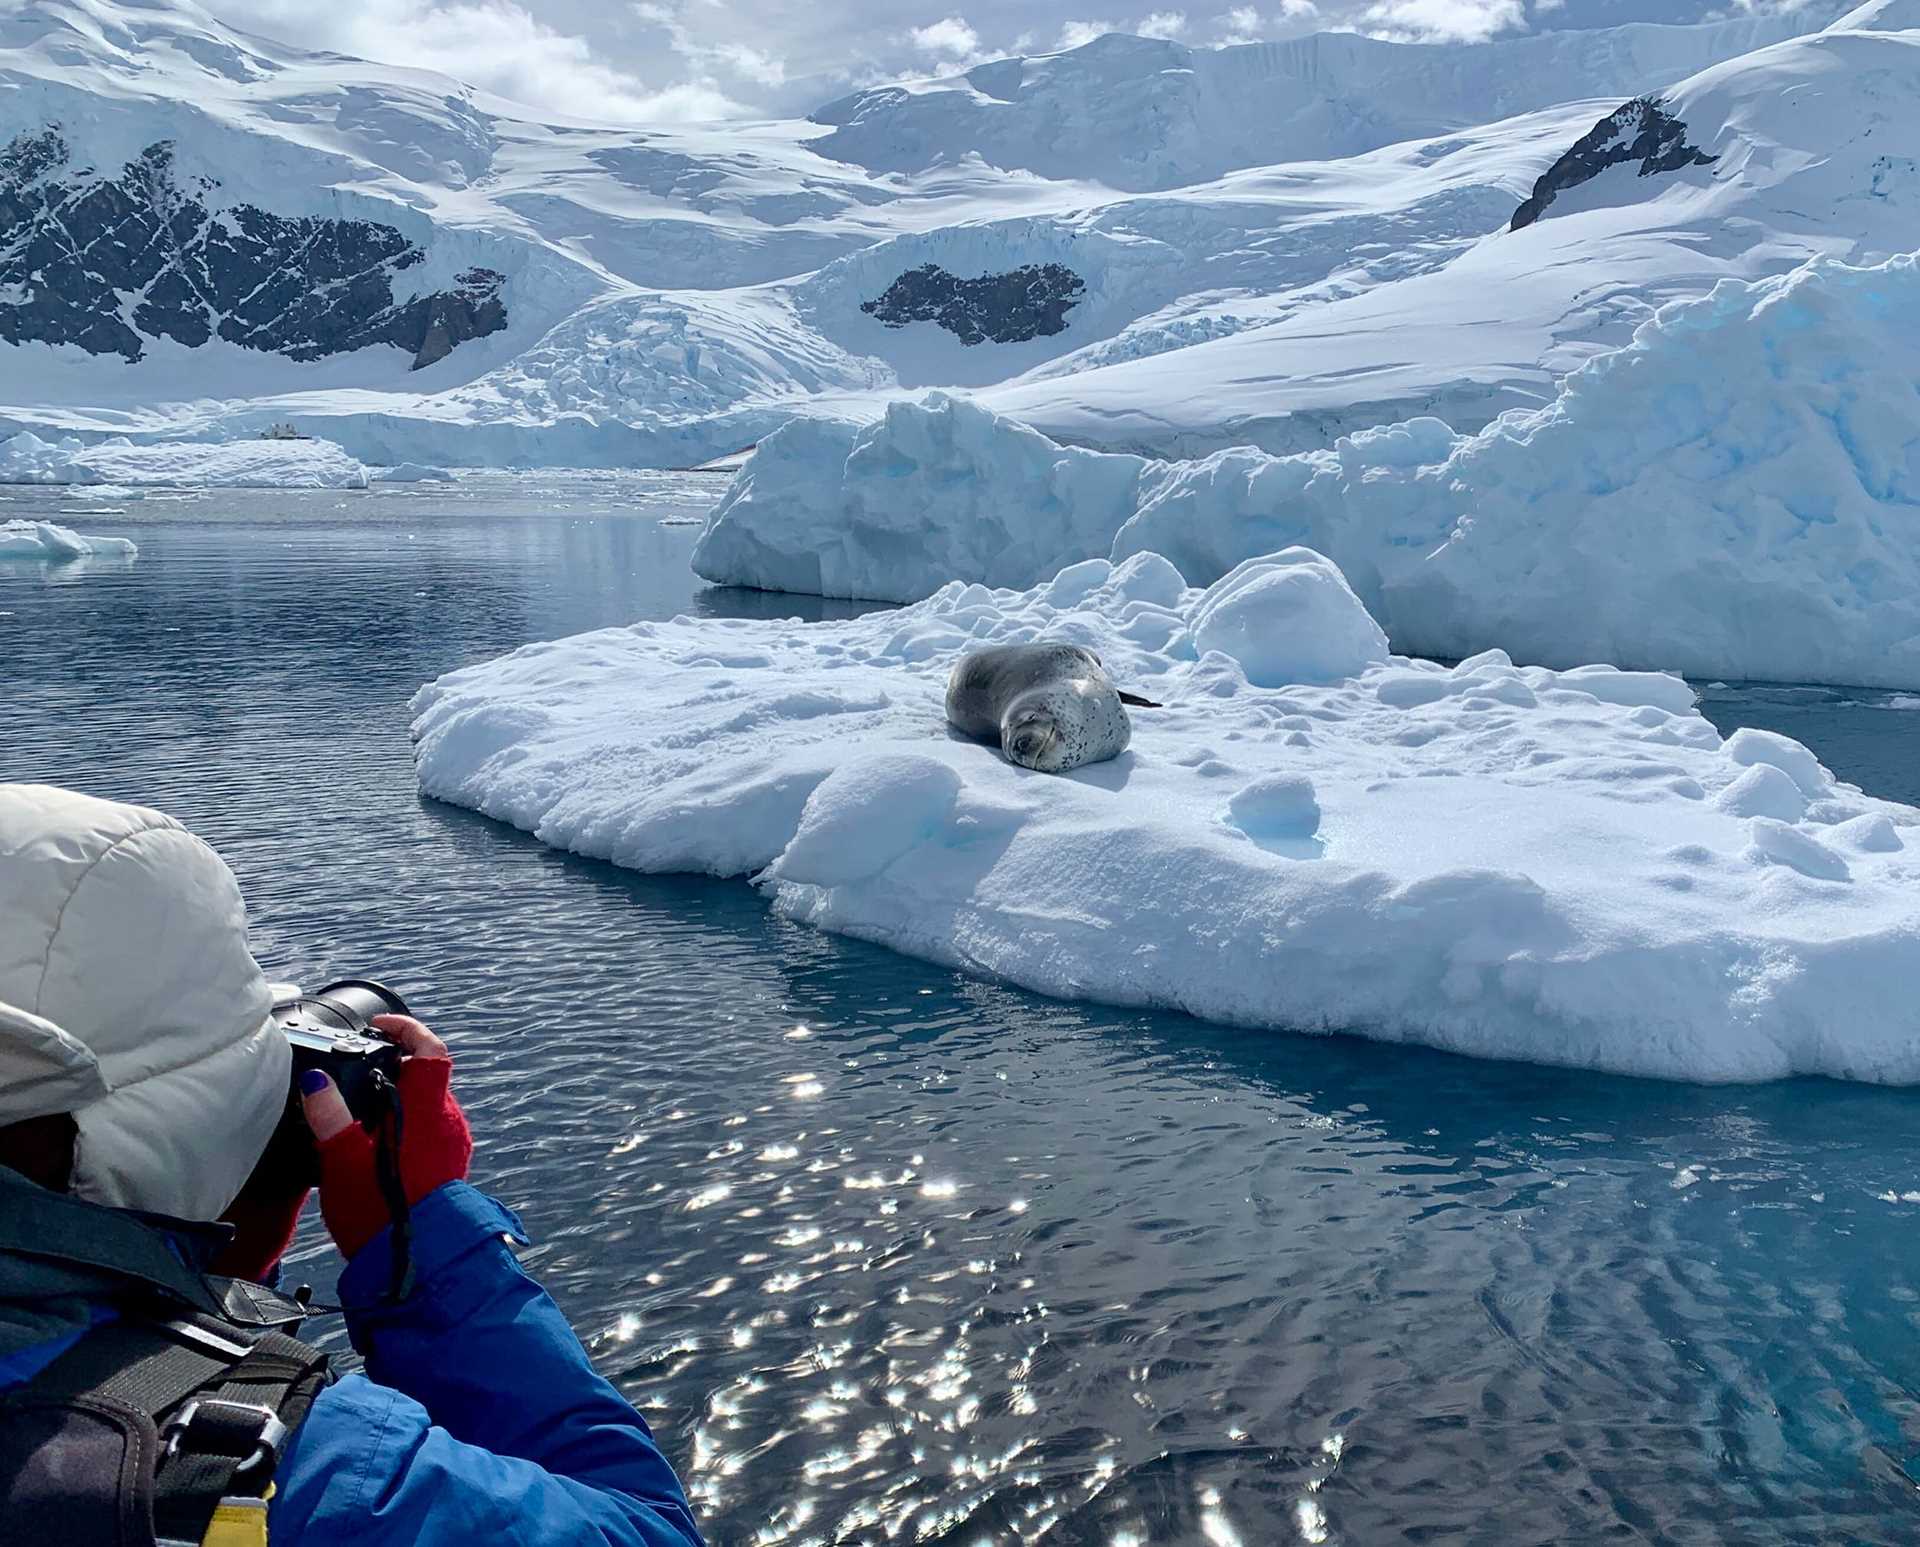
0, 783, 704, 1547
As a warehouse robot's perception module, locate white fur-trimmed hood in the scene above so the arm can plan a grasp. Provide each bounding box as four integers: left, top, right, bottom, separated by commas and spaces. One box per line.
0, 784, 287, 1221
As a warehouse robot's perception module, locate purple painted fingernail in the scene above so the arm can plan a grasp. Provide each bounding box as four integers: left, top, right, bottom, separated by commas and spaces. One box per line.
300, 1070, 329, 1096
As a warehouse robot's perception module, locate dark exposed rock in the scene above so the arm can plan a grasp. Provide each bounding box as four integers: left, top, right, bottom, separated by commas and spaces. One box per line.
0, 128, 507, 368
861, 262, 1085, 345
1511, 98, 1716, 232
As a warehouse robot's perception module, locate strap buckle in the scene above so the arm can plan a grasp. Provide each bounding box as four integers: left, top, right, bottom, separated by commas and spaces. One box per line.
161, 1398, 289, 1486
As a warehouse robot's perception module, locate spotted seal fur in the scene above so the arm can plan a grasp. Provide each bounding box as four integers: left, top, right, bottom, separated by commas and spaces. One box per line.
944, 642, 1156, 773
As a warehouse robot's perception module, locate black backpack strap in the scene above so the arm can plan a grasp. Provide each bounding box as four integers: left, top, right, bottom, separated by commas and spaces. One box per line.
0, 1179, 226, 1317
19, 1311, 328, 1545
148, 1331, 329, 1544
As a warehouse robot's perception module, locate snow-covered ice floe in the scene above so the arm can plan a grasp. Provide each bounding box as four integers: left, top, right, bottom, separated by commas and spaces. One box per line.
372, 463, 456, 484
413, 547, 1920, 1085
0, 519, 137, 562
0, 432, 371, 489
695, 254, 1920, 690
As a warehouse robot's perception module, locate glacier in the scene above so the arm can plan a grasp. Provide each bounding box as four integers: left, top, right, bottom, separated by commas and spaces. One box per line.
694, 253, 1920, 690
412, 546, 1920, 1085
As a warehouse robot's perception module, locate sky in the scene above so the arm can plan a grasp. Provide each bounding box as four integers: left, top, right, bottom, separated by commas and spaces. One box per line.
211, 0, 1839, 122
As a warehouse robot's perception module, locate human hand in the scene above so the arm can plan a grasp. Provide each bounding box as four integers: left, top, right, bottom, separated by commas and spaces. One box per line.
300, 1013, 472, 1260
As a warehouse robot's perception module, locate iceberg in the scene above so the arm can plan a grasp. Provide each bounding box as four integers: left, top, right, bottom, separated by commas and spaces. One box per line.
0, 519, 137, 561
373, 463, 456, 484
412, 547, 1920, 1086
0, 433, 372, 489
695, 254, 1920, 690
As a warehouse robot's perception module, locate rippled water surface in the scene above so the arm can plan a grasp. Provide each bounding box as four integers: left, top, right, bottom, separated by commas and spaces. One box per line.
4, 479, 1918, 1546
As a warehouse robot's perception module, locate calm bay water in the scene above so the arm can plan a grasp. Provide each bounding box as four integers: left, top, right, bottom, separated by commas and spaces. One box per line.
2, 477, 1918, 1546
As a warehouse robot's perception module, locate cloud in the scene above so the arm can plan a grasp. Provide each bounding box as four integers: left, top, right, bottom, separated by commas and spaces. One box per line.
1214, 2, 1320, 43
207, 0, 1829, 121
1356, 0, 1528, 42
636, 1, 788, 87
908, 15, 986, 58
231, 0, 747, 120
1055, 17, 1118, 46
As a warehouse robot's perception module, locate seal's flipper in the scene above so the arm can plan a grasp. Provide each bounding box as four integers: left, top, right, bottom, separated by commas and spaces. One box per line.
1117, 691, 1163, 709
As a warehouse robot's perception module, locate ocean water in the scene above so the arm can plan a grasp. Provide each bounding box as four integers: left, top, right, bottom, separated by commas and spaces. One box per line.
3, 478, 1917, 1546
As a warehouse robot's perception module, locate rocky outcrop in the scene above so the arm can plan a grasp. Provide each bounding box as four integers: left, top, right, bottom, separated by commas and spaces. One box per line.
861, 262, 1085, 345
1511, 98, 1716, 231
0, 129, 507, 367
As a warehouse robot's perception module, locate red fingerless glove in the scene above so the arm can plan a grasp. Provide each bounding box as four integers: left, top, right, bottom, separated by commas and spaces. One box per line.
314, 1057, 473, 1260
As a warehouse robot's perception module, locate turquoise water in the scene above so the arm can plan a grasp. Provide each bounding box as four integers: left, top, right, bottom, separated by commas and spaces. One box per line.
3, 479, 1917, 1545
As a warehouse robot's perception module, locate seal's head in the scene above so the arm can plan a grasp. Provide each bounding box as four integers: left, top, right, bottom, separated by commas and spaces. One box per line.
1002, 705, 1068, 772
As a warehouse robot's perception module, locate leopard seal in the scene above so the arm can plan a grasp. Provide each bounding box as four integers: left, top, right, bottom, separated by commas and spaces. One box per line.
944, 642, 1157, 773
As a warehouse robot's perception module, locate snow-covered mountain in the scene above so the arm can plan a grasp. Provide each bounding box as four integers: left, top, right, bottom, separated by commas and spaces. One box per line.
988, 19, 1920, 453
0, 0, 1905, 465
808, 17, 1831, 190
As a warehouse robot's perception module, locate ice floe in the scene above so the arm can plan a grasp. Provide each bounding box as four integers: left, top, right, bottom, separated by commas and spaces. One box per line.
413, 546, 1920, 1085
0, 432, 371, 489
0, 519, 137, 562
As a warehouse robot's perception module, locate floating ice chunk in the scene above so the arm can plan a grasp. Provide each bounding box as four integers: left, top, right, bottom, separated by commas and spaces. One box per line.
698, 256, 1920, 690
0, 432, 370, 489
692, 395, 1149, 603
1188, 549, 1389, 688
374, 463, 455, 483
0, 520, 137, 561
414, 545, 1920, 1085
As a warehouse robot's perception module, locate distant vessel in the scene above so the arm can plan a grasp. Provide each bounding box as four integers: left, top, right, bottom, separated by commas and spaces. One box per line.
260, 422, 310, 440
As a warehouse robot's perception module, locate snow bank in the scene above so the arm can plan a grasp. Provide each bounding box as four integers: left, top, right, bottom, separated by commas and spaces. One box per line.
696, 255, 1920, 690
0, 432, 371, 488
0, 520, 137, 561
412, 547, 1920, 1086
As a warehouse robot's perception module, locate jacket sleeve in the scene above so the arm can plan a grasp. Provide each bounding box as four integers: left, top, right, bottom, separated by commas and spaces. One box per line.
323, 1181, 702, 1546
272, 1374, 701, 1547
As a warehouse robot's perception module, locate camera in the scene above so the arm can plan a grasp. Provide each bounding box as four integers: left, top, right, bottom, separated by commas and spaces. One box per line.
248, 980, 409, 1191
274, 980, 408, 1122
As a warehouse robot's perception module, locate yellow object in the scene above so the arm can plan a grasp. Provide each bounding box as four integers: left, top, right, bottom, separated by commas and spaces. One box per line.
201, 1485, 273, 1547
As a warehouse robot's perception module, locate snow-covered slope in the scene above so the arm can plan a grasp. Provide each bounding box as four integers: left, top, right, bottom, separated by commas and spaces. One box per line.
985, 22, 1920, 453
0, 0, 1882, 465
809, 17, 1830, 190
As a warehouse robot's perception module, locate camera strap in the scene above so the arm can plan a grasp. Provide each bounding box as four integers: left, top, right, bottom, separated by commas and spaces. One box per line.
372, 1096, 415, 1303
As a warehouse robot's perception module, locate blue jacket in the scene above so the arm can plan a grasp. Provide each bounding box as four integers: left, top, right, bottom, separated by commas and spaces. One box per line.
2, 1182, 704, 1547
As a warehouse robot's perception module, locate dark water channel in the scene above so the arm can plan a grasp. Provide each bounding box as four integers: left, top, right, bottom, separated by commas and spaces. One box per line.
2, 478, 1917, 1546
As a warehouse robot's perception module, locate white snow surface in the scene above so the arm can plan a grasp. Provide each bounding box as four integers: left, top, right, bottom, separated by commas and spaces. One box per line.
0, 432, 371, 488
0, 0, 1892, 466
0, 518, 136, 560
412, 546, 1920, 1086
696, 253, 1920, 690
